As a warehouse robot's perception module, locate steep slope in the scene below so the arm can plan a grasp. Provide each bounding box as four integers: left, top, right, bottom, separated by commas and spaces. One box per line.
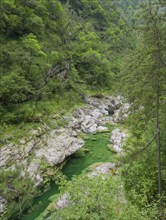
0, 0, 134, 124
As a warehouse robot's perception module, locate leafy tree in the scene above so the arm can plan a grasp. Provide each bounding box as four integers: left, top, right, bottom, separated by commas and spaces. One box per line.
51, 174, 157, 220
0, 71, 32, 105
0, 166, 38, 219
0, 0, 132, 123
118, 0, 166, 216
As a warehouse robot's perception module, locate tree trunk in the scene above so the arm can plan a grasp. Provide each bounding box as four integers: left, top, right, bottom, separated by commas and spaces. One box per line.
156, 84, 162, 194
156, 83, 162, 220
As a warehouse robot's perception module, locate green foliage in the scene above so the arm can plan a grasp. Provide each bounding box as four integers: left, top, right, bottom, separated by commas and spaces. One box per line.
118, 0, 166, 216
1, 1, 152, 219
51, 175, 157, 220
0, 0, 134, 124
0, 166, 38, 219
0, 71, 31, 105
0, 0, 68, 123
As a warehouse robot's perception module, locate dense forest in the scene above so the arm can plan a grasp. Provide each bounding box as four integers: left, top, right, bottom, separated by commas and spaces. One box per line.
0, 0, 134, 124
0, 0, 166, 219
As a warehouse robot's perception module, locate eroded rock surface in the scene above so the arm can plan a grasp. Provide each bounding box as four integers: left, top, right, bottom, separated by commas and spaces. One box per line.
87, 162, 116, 177
109, 128, 127, 153
113, 103, 130, 123
0, 197, 7, 214
56, 193, 70, 210
34, 129, 84, 166
68, 95, 129, 134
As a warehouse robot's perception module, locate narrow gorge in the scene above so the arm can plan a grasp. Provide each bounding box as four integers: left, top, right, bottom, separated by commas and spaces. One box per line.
1, 0, 165, 219
1, 95, 129, 219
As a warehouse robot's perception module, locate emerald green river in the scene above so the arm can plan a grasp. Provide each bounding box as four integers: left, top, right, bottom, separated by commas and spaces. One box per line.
16, 126, 115, 220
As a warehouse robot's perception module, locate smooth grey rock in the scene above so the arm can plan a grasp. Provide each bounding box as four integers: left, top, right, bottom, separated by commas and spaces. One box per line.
84, 96, 109, 115
112, 95, 124, 108
68, 95, 125, 132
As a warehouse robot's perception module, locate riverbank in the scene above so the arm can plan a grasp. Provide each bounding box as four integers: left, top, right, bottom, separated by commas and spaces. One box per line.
0, 95, 130, 219
17, 125, 116, 220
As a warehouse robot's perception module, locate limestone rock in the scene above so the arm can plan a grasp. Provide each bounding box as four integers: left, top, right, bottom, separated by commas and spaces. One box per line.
88, 162, 116, 177
68, 95, 127, 133
69, 107, 104, 134
81, 116, 97, 134
84, 96, 109, 115
27, 161, 43, 186
0, 197, 7, 214
113, 103, 130, 123
35, 130, 84, 166
89, 108, 103, 119
109, 128, 126, 153
56, 193, 70, 209
97, 126, 109, 132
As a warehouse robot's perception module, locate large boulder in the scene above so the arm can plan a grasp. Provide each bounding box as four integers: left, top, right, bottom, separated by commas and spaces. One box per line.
69, 107, 103, 134
84, 96, 111, 115
80, 116, 97, 134
34, 129, 84, 166
88, 162, 116, 177
68, 95, 122, 134
0, 128, 84, 187
109, 128, 126, 153
97, 126, 109, 132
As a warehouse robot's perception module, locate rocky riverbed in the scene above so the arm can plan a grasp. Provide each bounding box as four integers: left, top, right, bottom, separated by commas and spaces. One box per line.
0, 95, 130, 219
